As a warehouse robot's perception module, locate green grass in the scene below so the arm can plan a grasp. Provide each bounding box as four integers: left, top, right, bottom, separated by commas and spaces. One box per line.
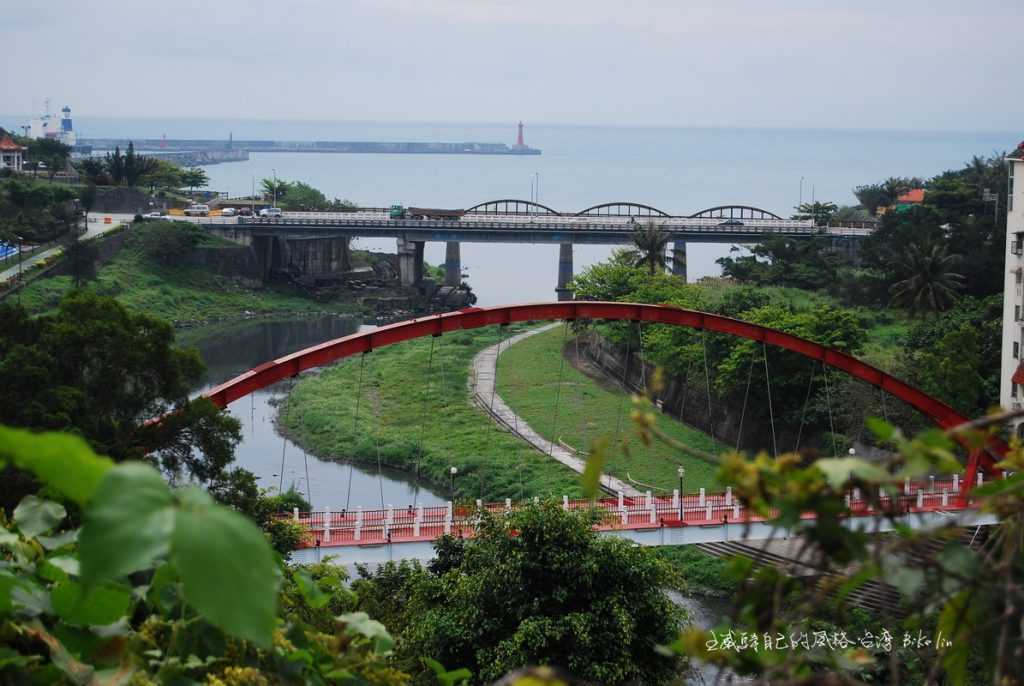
17, 241, 358, 324
496, 326, 725, 492
279, 326, 582, 503
654, 546, 738, 595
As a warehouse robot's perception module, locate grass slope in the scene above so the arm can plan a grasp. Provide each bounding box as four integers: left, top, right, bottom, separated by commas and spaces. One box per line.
17, 233, 358, 323
496, 326, 725, 492
279, 326, 582, 503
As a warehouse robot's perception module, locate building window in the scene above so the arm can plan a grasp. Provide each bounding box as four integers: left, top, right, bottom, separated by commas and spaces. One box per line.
1015, 383, 1020, 398
1011, 170, 1015, 212
1017, 305, 1021, 321
1016, 270, 1022, 285
1015, 341, 1020, 359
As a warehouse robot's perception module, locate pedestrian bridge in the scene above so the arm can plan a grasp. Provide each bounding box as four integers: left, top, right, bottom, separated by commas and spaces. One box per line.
287, 477, 997, 566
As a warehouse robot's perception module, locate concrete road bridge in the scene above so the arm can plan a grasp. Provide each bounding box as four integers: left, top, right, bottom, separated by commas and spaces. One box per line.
200, 302, 1004, 567
195, 200, 875, 297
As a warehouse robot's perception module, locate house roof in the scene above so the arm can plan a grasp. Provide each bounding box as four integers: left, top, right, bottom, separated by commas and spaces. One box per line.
896, 188, 925, 204
1012, 360, 1024, 385
0, 135, 25, 152
1008, 141, 1024, 161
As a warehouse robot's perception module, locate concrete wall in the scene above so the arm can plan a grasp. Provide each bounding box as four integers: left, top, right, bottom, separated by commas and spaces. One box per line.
1001, 156, 1024, 428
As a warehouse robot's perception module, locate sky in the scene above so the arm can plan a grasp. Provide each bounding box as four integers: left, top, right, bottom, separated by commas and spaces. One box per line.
2, 0, 1021, 131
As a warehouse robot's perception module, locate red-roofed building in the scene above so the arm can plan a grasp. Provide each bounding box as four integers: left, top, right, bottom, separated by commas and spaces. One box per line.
896, 188, 925, 205
0, 134, 25, 173
1002, 140, 1024, 426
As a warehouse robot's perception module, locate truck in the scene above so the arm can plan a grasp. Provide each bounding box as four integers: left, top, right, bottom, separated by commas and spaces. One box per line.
390, 205, 465, 220
184, 204, 210, 217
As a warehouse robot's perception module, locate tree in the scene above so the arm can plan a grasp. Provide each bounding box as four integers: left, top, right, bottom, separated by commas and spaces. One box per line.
631, 221, 671, 275
279, 181, 329, 210
122, 141, 160, 187
140, 158, 184, 192
261, 177, 291, 202
359, 503, 683, 683
888, 242, 964, 314
27, 138, 72, 182
180, 167, 209, 194
792, 200, 838, 226
65, 237, 98, 287
0, 292, 241, 511
75, 157, 109, 185
78, 183, 96, 223
135, 220, 204, 265
106, 146, 125, 185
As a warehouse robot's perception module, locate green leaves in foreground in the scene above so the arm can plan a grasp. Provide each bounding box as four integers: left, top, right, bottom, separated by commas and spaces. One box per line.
2, 425, 280, 648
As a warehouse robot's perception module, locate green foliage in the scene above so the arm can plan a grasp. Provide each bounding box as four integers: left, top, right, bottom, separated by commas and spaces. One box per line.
357, 503, 684, 684
134, 219, 205, 265
716, 236, 843, 290
630, 221, 671, 275
0, 292, 241, 512
26, 138, 71, 182
0, 176, 77, 242
179, 166, 209, 193
888, 242, 964, 313
792, 200, 838, 225
64, 238, 98, 287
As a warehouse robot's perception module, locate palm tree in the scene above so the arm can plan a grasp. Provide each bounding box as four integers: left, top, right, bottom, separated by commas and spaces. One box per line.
631, 221, 670, 275
888, 243, 964, 315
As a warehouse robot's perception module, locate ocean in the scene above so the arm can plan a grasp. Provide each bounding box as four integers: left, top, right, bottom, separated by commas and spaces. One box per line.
12, 115, 1017, 305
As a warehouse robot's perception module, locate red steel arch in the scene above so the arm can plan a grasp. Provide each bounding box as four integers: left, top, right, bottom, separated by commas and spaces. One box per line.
204, 302, 1001, 488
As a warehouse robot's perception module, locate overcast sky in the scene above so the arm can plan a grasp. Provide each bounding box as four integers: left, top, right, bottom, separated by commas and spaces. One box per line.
2, 0, 1020, 131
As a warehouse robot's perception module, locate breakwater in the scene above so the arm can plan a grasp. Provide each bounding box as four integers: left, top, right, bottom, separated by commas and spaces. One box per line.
81, 138, 541, 156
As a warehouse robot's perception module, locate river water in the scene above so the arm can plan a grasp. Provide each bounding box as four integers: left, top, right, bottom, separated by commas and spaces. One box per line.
186, 315, 445, 508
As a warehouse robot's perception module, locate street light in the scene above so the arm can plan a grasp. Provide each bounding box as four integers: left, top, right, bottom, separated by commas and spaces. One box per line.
272, 168, 277, 209
449, 466, 458, 502
677, 466, 685, 520
14, 234, 24, 306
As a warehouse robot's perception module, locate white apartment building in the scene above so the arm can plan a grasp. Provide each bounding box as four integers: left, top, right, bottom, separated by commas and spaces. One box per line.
1000, 142, 1024, 418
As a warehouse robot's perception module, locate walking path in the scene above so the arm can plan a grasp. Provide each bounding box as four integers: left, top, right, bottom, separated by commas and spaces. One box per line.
0, 213, 132, 284
469, 324, 642, 496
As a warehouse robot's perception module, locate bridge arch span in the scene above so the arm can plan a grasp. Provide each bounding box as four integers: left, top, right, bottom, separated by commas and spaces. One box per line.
465, 199, 561, 215
690, 205, 783, 220
575, 202, 670, 218
204, 302, 1001, 485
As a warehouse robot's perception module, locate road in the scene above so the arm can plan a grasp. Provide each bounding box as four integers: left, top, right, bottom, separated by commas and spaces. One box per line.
0, 213, 135, 285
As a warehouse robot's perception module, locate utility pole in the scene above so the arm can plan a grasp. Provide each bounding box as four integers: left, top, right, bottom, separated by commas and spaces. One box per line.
799, 177, 804, 208
272, 169, 277, 209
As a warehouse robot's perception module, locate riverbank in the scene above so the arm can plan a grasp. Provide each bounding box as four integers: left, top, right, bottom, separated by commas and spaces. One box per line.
277, 326, 583, 503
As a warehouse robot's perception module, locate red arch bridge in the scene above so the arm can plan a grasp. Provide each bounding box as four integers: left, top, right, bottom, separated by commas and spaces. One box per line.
203, 302, 1004, 565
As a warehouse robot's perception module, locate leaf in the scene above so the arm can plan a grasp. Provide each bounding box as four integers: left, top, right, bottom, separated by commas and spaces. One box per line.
23, 620, 94, 685
38, 529, 78, 551
339, 611, 394, 654
51, 580, 132, 626
47, 556, 80, 578
938, 591, 970, 686
865, 417, 897, 443
0, 526, 18, 546
293, 568, 329, 609
0, 426, 113, 505
79, 463, 175, 587
13, 496, 66, 538
814, 457, 889, 490
171, 502, 278, 648
0, 647, 36, 669
422, 657, 473, 686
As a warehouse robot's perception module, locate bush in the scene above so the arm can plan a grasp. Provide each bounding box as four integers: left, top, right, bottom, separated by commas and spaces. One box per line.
134, 220, 203, 265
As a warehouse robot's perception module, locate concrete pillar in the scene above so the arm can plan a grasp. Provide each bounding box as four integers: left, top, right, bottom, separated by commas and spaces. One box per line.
699, 488, 705, 507
725, 487, 733, 506
293, 507, 299, 521
556, 242, 574, 301
505, 498, 512, 512
444, 241, 461, 286
396, 238, 425, 286
916, 490, 923, 508
672, 489, 679, 510
562, 495, 569, 510
942, 491, 949, 507
671, 240, 687, 281
953, 473, 959, 491
617, 491, 624, 509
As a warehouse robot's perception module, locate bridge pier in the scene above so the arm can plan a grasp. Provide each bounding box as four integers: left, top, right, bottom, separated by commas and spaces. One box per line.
671, 240, 687, 281
397, 238, 425, 286
444, 241, 461, 287
556, 242, 574, 301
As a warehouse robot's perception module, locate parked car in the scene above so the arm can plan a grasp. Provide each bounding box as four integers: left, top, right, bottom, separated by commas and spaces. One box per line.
238, 207, 253, 217
220, 207, 237, 217
259, 207, 283, 218
184, 204, 210, 217
142, 211, 164, 219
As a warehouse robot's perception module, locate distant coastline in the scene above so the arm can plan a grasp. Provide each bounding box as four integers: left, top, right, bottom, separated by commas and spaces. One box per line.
80, 137, 542, 156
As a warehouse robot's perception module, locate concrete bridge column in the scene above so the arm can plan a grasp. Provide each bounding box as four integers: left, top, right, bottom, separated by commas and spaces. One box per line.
556, 242, 574, 301
444, 241, 461, 287
396, 238, 425, 286
671, 240, 687, 282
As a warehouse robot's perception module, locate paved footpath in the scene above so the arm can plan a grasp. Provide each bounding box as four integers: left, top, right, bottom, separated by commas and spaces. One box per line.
469, 324, 641, 496
0, 213, 133, 284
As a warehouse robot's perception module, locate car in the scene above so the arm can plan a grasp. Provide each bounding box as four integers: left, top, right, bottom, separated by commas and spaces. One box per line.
238, 207, 253, 217
142, 211, 164, 219
184, 204, 210, 217
259, 207, 283, 218
719, 219, 744, 227
220, 207, 237, 217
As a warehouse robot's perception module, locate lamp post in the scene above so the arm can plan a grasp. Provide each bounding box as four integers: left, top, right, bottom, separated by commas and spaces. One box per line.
449, 466, 458, 502
677, 466, 685, 520
14, 234, 24, 306
272, 168, 277, 209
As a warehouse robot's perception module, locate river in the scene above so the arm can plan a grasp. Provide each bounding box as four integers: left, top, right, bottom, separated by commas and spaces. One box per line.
185, 315, 445, 509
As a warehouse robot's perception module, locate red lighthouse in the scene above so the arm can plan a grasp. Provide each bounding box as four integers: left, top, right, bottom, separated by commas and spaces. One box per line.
515, 121, 525, 148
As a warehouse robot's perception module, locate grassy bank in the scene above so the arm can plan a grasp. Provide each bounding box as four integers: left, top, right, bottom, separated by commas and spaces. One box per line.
497, 326, 726, 492
15, 226, 362, 323
278, 326, 582, 503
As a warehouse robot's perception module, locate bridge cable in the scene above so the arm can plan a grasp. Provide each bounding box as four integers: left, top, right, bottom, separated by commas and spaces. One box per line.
413, 335, 436, 508
373, 354, 385, 511
879, 386, 890, 424
735, 346, 757, 451
573, 325, 588, 456
823, 366, 839, 457
486, 324, 509, 502
701, 330, 716, 442
344, 352, 367, 512
548, 321, 571, 458
278, 434, 287, 495
793, 360, 818, 453
762, 341, 779, 458
302, 448, 312, 508
637, 319, 648, 396
613, 331, 634, 442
